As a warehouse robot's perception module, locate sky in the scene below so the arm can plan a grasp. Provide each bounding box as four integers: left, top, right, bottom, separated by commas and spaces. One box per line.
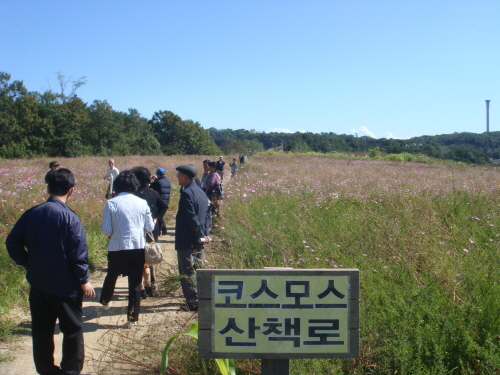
1, 1, 499, 139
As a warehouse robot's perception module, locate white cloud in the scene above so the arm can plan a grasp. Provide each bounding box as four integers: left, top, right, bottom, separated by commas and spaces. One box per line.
269, 128, 294, 133
380, 132, 395, 139
268, 128, 308, 134
351, 126, 376, 138
359, 126, 375, 138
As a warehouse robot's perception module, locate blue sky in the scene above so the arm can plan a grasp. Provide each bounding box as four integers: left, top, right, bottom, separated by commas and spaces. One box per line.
1, 1, 499, 139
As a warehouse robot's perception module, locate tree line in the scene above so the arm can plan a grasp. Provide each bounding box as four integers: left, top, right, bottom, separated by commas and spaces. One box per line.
0, 72, 220, 158
210, 127, 500, 165
1, 71, 499, 164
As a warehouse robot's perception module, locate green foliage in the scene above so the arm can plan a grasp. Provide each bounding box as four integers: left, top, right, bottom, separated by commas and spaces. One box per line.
368, 146, 381, 157
221, 138, 265, 155
150, 111, 220, 155
209, 155, 500, 374
1, 70, 499, 164
160, 322, 236, 375
0, 245, 28, 340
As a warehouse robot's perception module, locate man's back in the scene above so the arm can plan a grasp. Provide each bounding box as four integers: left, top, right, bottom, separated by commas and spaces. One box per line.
6, 196, 88, 298
175, 182, 209, 250
150, 175, 171, 205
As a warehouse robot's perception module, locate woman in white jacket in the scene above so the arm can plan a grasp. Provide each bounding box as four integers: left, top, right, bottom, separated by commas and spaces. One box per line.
99, 170, 154, 328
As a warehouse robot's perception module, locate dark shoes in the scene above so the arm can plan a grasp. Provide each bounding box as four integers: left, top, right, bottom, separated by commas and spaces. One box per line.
141, 289, 148, 299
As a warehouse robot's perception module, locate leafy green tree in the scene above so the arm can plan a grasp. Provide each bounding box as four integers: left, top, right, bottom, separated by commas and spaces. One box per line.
221, 139, 265, 155
0, 72, 31, 157
150, 111, 219, 155
123, 109, 162, 155
85, 100, 119, 155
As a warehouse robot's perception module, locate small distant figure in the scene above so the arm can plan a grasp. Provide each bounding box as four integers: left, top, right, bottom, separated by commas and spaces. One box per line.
239, 154, 248, 164
44, 160, 60, 183
216, 156, 226, 180
229, 158, 238, 178
105, 159, 119, 199
6, 168, 95, 375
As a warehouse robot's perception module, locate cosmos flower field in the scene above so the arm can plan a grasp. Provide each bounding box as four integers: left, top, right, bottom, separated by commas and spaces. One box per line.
1, 153, 500, 373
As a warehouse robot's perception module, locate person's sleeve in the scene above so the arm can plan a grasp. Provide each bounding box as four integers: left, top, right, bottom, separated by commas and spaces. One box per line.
144, 202, 155, 232
5, 214, 28, 266
68, 216, 90, 284
101, 202, 113, 236
204, 199, 211, 236
179, 192, 205, 239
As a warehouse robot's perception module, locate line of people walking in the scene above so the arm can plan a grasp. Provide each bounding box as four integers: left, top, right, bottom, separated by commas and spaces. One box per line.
5, 155, 243, 375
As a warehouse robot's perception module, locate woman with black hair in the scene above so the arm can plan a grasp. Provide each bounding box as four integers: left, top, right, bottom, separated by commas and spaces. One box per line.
204, 161, 223, 217
131, 166, 168, 297
99, 170, 154, 328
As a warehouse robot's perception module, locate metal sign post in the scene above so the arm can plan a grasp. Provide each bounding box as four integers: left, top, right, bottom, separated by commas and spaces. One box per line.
198, 269, 359, 374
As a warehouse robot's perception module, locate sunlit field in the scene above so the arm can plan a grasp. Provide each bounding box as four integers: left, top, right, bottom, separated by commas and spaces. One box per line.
2, 154, 500, 374
212, 154, 500, 374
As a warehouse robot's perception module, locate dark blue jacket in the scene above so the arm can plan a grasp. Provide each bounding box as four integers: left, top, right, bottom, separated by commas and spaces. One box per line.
6, 196, 89, 298
175, 181, 210, 250
150, 175, 171, 206
134, 185, 168, 220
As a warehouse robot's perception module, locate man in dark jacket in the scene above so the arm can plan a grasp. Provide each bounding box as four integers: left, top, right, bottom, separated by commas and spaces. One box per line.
150, 167, 171, 235
215, 156, 226, 180
132, 167, 168, 241
132, 166, 168, 296
6, 168, 95, 375
175, 164, 211, 311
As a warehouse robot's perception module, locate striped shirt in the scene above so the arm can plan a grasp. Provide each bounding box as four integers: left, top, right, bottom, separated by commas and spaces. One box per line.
101, 192, 154, 252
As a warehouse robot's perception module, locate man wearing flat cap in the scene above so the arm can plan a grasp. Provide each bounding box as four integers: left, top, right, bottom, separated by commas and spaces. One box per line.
175, 164, 211, 311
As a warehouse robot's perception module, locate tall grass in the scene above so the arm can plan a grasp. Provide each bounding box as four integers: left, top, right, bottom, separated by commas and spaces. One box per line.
0, 155, 195, 338
2, 154, 500, 373
208, 154, 500, 374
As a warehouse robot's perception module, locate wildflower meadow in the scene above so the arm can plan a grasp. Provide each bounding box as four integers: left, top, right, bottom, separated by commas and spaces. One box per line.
1, 153, 500, 374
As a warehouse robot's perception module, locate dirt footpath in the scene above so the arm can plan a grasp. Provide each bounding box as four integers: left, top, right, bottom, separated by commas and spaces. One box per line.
0, 227, 193, 375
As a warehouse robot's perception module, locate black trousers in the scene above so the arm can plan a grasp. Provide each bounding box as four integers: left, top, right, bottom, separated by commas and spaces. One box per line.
29, 287, 84, 375
100, 249, 144, 322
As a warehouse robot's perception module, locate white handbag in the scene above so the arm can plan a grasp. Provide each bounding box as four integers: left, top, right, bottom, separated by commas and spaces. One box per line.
145, 232, 163, 265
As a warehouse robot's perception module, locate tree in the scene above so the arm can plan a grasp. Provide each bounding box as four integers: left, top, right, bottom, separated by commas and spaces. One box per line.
85, 100, 119, 155
54, 71, 87, 102
150, 111, 220, 155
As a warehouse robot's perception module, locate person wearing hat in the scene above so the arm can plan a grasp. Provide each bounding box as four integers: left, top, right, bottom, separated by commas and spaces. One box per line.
149, 167, 171, 237
44, 161, 60, 183
175, 164, 211, 311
